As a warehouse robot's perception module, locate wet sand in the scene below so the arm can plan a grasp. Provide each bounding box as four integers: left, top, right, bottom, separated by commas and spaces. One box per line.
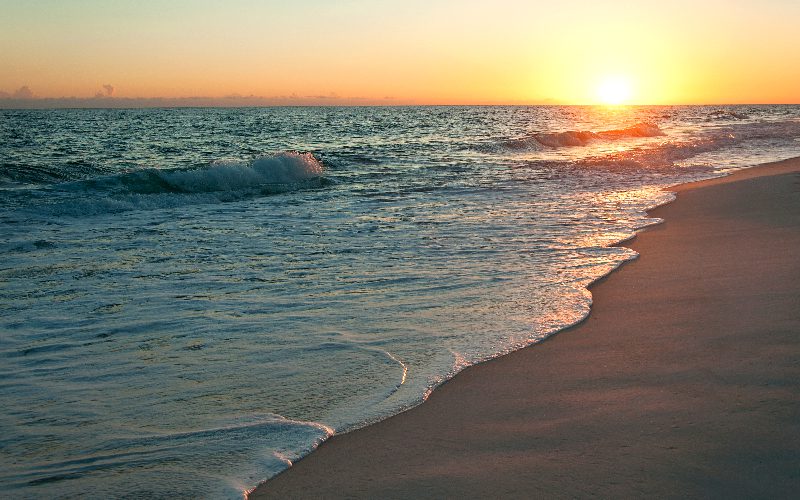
250, 157, 800, 499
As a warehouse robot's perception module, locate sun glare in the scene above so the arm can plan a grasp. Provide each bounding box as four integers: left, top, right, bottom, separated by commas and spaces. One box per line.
596, 76, 632, 105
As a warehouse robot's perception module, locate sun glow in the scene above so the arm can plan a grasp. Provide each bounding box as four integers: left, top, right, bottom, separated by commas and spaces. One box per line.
596, 76, 633, 105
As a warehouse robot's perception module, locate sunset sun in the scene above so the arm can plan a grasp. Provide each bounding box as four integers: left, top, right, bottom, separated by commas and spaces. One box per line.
596, 76, 632, 105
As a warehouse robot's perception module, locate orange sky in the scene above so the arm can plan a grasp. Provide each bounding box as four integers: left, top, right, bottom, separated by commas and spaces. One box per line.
1, 0, 799, 105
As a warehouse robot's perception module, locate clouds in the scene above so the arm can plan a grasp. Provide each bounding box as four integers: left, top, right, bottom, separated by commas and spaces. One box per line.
12, 86, 34, 99
94, 84, 116, 98
0, 86, 35, 99
0, 85, 417, 108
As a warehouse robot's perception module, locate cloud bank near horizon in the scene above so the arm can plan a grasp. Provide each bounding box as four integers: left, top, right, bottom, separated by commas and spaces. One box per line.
0, 85, 408, 108
0, 86, 561, 108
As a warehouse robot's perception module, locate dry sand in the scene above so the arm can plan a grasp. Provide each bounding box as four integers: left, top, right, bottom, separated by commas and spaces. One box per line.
250, 158, 800, 499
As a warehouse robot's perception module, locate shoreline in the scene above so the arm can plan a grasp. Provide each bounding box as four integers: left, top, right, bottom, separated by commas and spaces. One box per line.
250, 157, 800, 498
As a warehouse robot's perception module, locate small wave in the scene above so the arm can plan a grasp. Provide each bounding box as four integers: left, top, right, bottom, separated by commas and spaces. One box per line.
0, 159, 118, 187
4, 413, 333, 496
595, 122, 665, 140
17, 152, 328, 217
707, 109, 748, 121
515, 119, 800, 174
80, 151, 324, 196
499, 122, 664, 150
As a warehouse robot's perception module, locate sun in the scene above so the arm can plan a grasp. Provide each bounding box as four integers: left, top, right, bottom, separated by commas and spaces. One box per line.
596, 76, 632, 105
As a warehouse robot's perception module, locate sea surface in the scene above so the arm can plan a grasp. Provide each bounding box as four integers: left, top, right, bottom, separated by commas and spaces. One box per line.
1, 105, 799, 498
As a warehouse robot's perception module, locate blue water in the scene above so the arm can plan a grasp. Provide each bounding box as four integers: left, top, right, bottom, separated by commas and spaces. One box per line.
1, 105, 799, 497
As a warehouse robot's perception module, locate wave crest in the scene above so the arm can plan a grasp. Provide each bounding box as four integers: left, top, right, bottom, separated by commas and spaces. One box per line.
94, 151, 325, 195
501, 122, 664, 150
707, 109, 748, 120
18, 152, 327, 217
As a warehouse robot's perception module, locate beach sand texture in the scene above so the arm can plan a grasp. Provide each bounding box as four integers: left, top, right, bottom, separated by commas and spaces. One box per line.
251, 158, 800, 499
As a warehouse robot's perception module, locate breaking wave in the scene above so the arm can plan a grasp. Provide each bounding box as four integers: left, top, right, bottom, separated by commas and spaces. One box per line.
707, 109, 749, 121
13, 152, 328, 217
76, 151, 324, 195
514, 119, 800, 176
500, 122, 664, 150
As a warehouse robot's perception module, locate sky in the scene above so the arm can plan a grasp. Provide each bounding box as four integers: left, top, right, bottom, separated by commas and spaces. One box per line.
1, 0, 799, 105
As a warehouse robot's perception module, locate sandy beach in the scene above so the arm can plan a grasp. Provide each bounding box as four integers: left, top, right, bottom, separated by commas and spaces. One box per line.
251, 157, 800, 499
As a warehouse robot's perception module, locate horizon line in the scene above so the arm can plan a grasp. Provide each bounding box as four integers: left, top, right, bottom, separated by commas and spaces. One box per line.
2, 97, 799, 110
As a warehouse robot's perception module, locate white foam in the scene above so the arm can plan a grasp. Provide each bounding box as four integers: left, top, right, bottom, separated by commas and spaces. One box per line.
26, 152, 327, 217
154, 151, 323, 193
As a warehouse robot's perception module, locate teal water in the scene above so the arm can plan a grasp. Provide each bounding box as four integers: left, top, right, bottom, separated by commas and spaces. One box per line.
1, 105, 798, 497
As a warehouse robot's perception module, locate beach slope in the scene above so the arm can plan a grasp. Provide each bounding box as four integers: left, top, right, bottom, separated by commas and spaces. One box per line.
251, 158, 800, 499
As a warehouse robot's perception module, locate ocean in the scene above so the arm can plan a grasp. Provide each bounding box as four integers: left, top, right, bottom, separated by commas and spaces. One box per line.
1, 105, 798, 498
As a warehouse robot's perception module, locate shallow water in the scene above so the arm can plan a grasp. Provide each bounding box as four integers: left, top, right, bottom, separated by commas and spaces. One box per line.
1, 105, 798, 497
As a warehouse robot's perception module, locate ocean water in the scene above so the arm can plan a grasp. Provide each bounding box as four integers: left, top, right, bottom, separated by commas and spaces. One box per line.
1, 105, 798, 498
